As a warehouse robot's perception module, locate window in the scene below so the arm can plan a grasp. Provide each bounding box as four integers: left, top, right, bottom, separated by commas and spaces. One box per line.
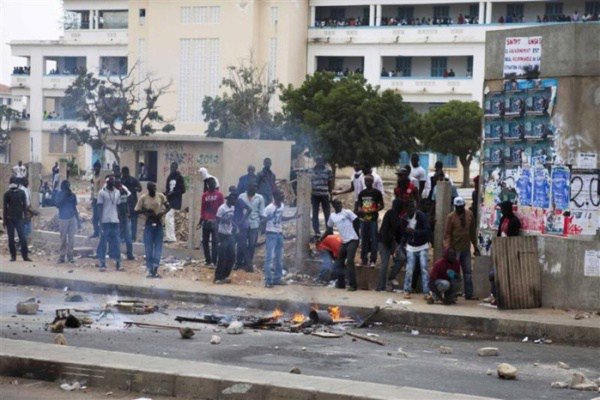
586, 1, 600, 14
506, 3, 524, 18
139, 8, 146, 25
268, 38, 277, 82
431, 57, 447, 77
466, 56, 474, 77
395, 57, 412, 77
179, 39, 220, 122
100, 57, 128, 76
433, 6, 450, 18
545, 2, 563, 17
181, 6, 220, 24
270, 7, 278, 25
49, 133, 77, 154
436, 153, 457, 168
468, 4, 480, 18
64, 10, 90, 30
397, 6, 414, 20
98, 10, 128, 29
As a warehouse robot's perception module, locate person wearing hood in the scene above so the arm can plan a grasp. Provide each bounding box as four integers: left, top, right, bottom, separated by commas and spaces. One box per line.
427, 247, 461, 304
199, 167, 220, 191
3, 176, 32, 261
444, 197, 479, 299
54, 180, 80, 263
164, 162, 186, 243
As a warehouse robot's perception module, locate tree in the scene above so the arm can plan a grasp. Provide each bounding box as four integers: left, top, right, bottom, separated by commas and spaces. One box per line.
58, 67, 174, 164
202, 64, 283, 140
280, 72, 420, 171
420, 100, 483, 187
0, 105, 20, 158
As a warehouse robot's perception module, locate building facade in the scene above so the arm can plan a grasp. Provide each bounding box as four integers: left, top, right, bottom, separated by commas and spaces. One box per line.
9, 0, 129, 171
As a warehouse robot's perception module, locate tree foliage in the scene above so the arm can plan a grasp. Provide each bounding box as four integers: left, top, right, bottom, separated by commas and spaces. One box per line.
280, 72, 419, 168
202, 64, 283, 140
0, 105, 20, 149
420, 100, 483, 187
59, 67, 174, 164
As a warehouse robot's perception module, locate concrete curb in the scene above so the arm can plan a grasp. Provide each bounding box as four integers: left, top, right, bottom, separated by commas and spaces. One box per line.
1, 269, 599, 347
0, 338, 498, 400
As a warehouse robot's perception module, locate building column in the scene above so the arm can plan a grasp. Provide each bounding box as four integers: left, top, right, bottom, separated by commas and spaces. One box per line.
485, 1, 493, 24
479, 2, 485, 24
28, 52, 44, 163
375, 5, 382, 26
369, 5, 375, 26
363, 48, 380, 85
310, 6, 316, 27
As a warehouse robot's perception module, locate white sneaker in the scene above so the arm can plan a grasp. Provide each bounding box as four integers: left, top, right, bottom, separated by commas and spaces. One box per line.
483, 295, 495, 303
390, 279, 400, 286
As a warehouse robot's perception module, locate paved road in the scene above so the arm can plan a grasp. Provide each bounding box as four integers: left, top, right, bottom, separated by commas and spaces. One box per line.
1, 284, 599, 400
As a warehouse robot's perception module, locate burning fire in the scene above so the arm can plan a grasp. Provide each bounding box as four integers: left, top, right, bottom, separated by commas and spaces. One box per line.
271, 308, 284, 320
328, 306, 342, 321
291, 313, 307, 324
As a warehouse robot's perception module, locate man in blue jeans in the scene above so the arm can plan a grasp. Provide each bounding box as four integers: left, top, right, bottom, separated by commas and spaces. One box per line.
233, 181, 264, 272
96, 177, 123, 271
356, 175, 384, 267
135, 182, 169, 278
401, 200, 430, 298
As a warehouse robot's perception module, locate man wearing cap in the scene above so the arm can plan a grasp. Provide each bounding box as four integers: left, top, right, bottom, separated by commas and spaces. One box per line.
394, 168, 419, 203
444, 196, 480, 299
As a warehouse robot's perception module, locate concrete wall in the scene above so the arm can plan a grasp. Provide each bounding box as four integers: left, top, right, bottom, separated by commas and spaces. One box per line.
537, 236, 600, 311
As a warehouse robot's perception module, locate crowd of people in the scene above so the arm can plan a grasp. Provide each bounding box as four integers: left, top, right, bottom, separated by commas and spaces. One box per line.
12, 66, 30, 75
2, 154, 520, 305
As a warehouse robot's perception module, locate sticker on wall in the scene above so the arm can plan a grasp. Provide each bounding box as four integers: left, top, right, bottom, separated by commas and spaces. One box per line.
516, 166, 533, 206
550, 166, 571, 211
583, 250, 600, 277
532, 165, 550, 209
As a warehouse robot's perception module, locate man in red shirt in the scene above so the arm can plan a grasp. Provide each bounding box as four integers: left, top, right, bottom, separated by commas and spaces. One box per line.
197, 178, 224, 267
427, 247, 461, 305
394, 168, 419, 203
315, 233, 342, 284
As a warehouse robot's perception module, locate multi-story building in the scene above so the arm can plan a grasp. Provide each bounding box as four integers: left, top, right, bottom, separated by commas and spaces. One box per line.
9, 0, 129, 171
308, 0, 599, 177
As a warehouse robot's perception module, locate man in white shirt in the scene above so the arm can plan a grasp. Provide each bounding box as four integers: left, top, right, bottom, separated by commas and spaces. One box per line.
333, 161, 364, 207
409, 154, 428, 198
262, 190, 288, 288
324, 199, 360, 291
13, 161, 27, 185
96, 177, 124, 271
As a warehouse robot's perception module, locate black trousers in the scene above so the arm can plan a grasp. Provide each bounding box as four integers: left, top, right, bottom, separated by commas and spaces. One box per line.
202, 221, 218, 265
6, 219, 28, 259
335, 239, 358, 289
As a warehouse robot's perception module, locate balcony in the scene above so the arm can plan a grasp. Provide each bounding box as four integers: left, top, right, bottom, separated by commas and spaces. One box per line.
13, 119, 88, 131
379, 77, 477, 101
42, 75, 77, 91
11, 74, 30, 90
63, 29, 128, 45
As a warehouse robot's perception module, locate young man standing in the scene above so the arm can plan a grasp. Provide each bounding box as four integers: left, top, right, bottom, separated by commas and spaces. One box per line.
214, 194, 236, 284
377, 199, 404, 291
115, 179, 133, 260
96, 176, 123, 271
332, 161, 363, 208
90, 161, 103, 238
256, 158, 277, 205
356, 175, 384, 267
12, 160, 27, 185
427, 247, 461, 305
394, 168, 419, 203
19, 178, 37, 241
120, 166, 142, 242
54, 180, 80, 263
324, 199, 360, 291
164, 162, 186, 243
402, 200, 431, 299
234, 181, 265, 272
197, 177, 224, 267
135, 182, 170, 278
409, 154, 428, 198
3, 176, 32, 262
444, 197, 480, 299
310, 156, 333, 236
236, 165, 256, 195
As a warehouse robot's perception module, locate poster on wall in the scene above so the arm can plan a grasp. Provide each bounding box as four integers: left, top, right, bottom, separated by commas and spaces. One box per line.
517, 206, 545, 233
532, 166, 550, 208
568, 170, 600, 235
583, 250, 600, 277
503, 36, 542, 78
550, 166, 571, 210
544, 207, 566, 236
516, 166, 533, 206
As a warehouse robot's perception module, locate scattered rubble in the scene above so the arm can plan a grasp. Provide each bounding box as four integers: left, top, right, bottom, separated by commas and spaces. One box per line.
53, 333, 67, 346
569, 372, 599, 391
439, 346, 453, 354
226, 321, 244, 335
50, 320, 65, 333
179, 327, 195, 339
16, 298, 39, 315
210, 335, 221, 344
486, 369, 494, 376
65, 294, 84, 302
396, 348, 409, 358
497, 363, 518, 380
477, 347, 500, 357
289, 367, 302, 374
557, 361, 570, 369
59, 381, 81, 391
550, 381, 568, 389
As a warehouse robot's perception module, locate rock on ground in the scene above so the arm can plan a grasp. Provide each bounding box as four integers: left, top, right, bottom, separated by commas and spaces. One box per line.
53, 334, 67, 346
16, 300, 39, 315
289, 367, 301, 374
210, 335, 221, 344
439, 346, 453, 354
550, 381, 568, 389
226, 321, 244, 335
497, 363, 518, 380
569, 372, 599, 391
179, 327, 195, 339
477, 347, 499, 357
557, 361, 570, 369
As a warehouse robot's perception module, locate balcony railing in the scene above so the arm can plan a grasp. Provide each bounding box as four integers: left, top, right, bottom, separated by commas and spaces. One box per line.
379, 76, 476, 97
11, 74, 30, 89
63, 29, 128, 44
43, 75, 78, 90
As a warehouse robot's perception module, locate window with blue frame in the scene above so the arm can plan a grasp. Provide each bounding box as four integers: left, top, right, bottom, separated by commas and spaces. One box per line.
395, 57, 412, 77
397, 6, 414, 20
431, 57, 447, 77
436, 153, 457, 168
545, 2, 563, 17
586, 1, 600, 14
506, 3, 524, 18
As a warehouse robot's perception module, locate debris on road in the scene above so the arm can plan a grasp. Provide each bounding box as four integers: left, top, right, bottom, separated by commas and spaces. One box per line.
557, 361, 570, 369
226, 321, 244, 335
53, 333, 67, 345
64, 294, 84, 302
210, 335, 221, 344
411, 330, 420, 336
569, 372, 599, 391
289, 367, 302, 374
396, 348, 409, 358
179, 327, 195, 339
16, 298, 39, 315
497, 363, 518, 380
477, 347, 500, 357
59, 381, 81, 391
311, 331, 344, 339
550, 381, 568, 389
347, 331, 386, 346
439, 346, 453, 354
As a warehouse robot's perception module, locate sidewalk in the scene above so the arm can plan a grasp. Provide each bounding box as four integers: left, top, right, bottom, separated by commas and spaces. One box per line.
1, 255, 598, 346
0, 339, 499, 400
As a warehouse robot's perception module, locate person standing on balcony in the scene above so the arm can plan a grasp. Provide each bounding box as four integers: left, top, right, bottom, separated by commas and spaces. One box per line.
164, 162, 186, 243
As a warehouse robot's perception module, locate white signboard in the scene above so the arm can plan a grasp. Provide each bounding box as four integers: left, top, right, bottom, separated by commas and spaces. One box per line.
583, 250, 599, 277
504, 36, 542, 77
577, 152, 598, 169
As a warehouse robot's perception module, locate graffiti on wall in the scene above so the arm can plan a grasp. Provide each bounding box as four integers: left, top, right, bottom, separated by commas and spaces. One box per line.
162, 151, 220, 183
481, 78, 599, 237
